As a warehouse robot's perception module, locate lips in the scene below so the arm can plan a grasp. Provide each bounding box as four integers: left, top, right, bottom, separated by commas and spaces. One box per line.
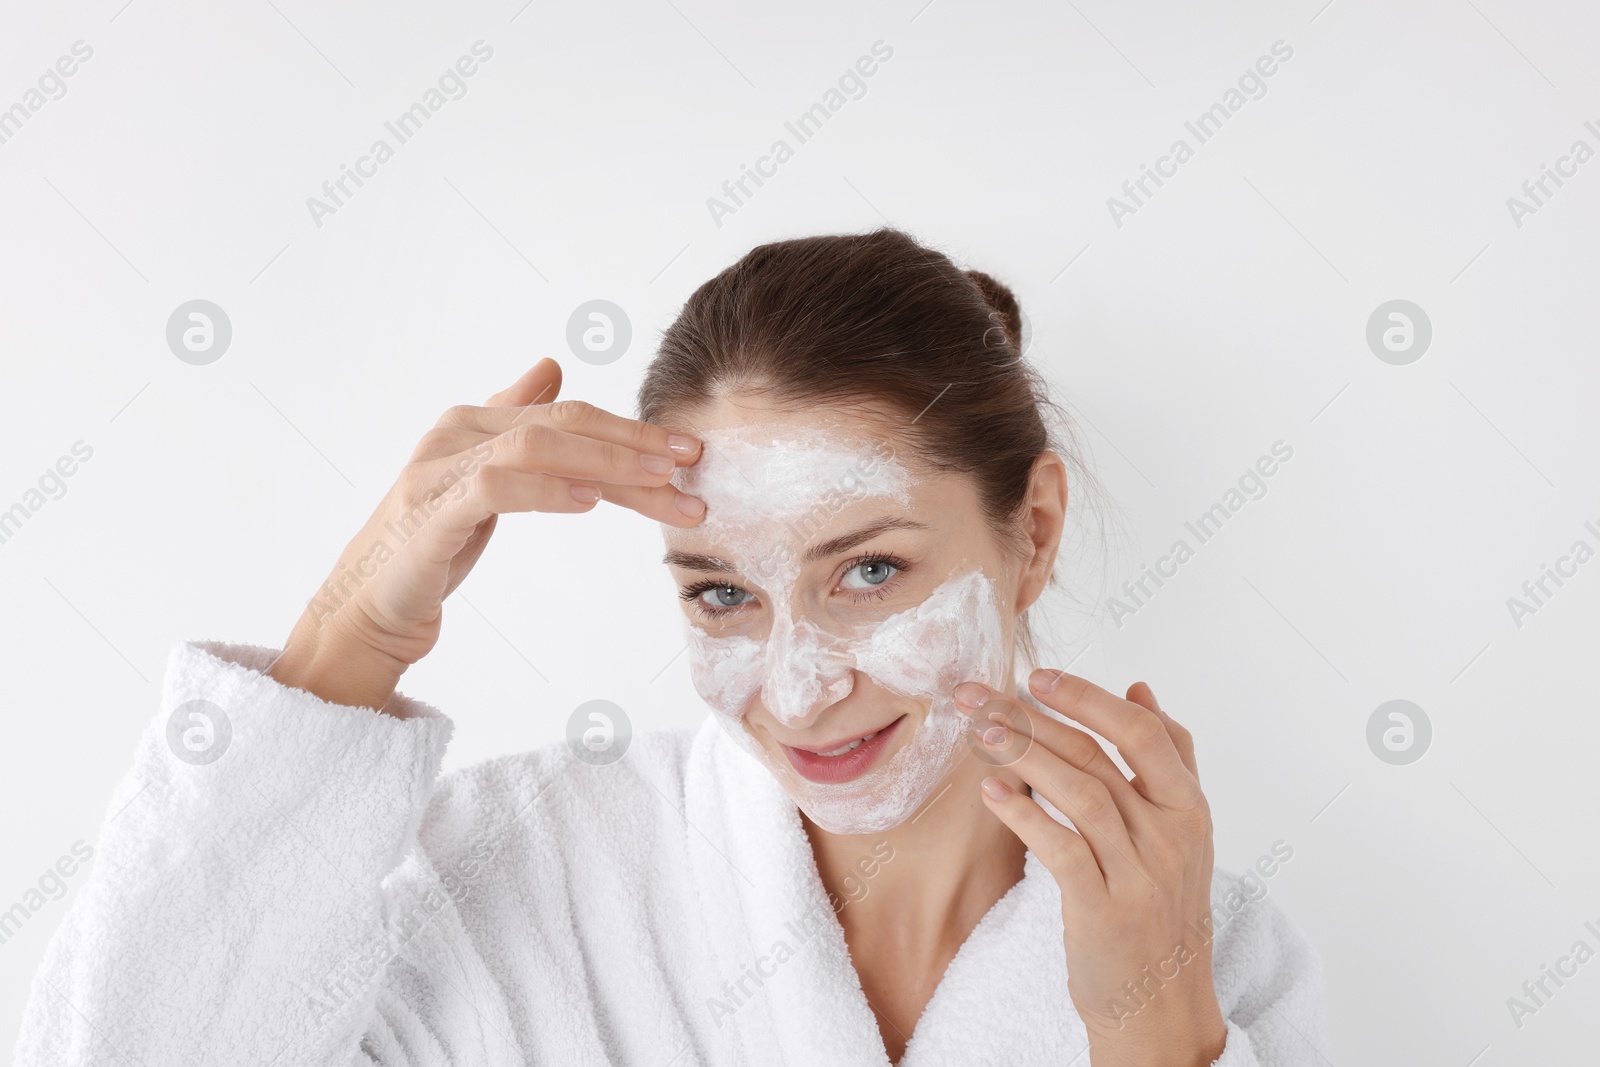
781, 715, 905, 784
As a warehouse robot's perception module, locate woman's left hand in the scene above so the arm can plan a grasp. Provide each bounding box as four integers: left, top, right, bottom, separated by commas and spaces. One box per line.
953, 670, 1227, 1067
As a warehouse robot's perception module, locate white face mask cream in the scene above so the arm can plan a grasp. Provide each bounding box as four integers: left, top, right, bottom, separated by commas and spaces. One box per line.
667, 424, 1011, 834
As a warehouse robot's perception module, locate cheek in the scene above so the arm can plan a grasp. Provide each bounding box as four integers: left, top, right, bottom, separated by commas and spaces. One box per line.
686, 630, 764, 719
853, 570, 1008, 699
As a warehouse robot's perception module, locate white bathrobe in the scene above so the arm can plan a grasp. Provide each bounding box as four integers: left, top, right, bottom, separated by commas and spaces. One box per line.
15, 640, 1327, 1066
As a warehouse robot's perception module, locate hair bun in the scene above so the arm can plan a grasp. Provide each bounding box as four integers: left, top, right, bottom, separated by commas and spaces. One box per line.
965, 269, 1023, 353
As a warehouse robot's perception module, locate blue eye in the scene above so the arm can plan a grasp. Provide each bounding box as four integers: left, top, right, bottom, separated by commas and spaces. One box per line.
841, 559, 898, 590
682, 554, 906, 614
697, 584, 753, 609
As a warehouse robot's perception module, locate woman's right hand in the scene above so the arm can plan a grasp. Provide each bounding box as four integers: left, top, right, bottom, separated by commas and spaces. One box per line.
268, 358, 705, 712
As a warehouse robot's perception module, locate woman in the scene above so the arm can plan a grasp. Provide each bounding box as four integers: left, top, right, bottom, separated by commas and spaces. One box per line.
16, 229, 1323, 1065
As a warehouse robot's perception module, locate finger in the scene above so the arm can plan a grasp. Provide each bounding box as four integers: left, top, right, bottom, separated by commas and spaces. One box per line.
957, 684, 1144, 816
486, 423, 692, 491
442, 399, 703, 469
408, 426, 491, 464
406, 431, 705, 528
1127, 680, 1198, 781
485, 358, 562, 408
593, 482, 706, 528
979, 775, 1107, 906
1027, 669, 1202, 812
430, 463, 604, 535
977, 717, 1141, 883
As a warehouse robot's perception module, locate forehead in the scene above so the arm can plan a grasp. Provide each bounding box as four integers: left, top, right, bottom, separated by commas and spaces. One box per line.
675, 426, 904, 515
660, 406, 925, 553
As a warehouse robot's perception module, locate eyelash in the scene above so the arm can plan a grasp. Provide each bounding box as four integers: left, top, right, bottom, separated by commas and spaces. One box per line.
679, 553, 913, 620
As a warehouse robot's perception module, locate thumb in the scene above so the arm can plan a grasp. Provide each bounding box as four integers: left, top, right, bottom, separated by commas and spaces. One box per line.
485, 357, 562, 408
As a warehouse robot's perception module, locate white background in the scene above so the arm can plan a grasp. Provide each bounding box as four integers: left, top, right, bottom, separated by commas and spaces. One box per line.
2, 0, 1597, 1062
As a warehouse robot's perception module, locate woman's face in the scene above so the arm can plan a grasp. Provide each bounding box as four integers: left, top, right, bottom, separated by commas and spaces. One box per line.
660, 395, 1030, 835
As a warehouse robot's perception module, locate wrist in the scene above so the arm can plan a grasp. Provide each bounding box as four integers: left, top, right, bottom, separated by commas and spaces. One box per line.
269, 619, 409, 713
1088, 995, 1227, 1067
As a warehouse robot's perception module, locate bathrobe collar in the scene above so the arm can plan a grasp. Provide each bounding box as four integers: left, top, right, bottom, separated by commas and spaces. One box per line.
683, 716, 1086, 1066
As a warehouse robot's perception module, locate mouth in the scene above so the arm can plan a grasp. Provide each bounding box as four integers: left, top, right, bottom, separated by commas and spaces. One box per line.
780, 715, 906, 784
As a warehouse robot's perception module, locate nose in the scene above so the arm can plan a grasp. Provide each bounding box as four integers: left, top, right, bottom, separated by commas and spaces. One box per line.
759, 613, 855, 729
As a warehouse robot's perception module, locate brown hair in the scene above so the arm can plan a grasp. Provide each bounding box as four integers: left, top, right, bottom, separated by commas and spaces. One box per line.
638, 227, 1097, 666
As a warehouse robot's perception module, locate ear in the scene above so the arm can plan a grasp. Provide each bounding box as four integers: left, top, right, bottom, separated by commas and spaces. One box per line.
1014, 452, 1068, 614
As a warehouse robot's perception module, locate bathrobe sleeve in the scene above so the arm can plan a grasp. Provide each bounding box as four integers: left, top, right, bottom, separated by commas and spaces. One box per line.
1208, 868, 1329, 1067
12, 639, 476, 1067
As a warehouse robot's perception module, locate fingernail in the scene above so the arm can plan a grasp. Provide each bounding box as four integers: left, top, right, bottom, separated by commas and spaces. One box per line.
666, 434, 700, 456
953, 682, 990, 709
674, 491, 705, 517
982, 724, 1008, 747
1029, 668, 1062, 694
981, 776, 1012, 801
640, 454, 674, 475
571, 485, 601, 504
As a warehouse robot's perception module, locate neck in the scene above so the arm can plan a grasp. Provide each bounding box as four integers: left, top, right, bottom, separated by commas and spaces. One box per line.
803, 750, 1027, 957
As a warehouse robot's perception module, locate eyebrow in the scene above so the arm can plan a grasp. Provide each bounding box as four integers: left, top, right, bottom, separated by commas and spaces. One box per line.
661, 516, 929, 573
